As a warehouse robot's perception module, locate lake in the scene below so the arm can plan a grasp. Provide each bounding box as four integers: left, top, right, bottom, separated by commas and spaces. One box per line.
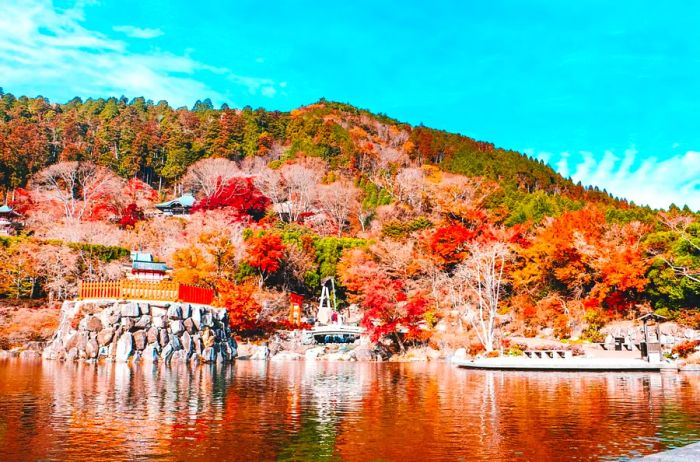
0, 359, 699, 461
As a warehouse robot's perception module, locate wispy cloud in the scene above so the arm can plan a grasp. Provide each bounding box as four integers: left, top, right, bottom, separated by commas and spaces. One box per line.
113, 25, 164, 39
0, 0, 283, 106
536, 148, 700, 210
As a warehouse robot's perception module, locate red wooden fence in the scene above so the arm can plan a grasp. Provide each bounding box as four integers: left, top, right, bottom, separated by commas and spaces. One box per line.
79, 280, 214, 305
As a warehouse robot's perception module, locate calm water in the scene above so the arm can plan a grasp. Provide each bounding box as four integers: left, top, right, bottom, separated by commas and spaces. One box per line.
1, 359, 700, 461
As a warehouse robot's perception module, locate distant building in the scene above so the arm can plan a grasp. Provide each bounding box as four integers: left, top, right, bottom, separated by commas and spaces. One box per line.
126, 252, 171, 281
0, 205, 22, 236
154, 192, 196, 215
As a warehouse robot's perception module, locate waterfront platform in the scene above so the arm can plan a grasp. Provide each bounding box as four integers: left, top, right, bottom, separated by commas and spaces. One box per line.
633, 441, 700, 460
453, 356, 667, 372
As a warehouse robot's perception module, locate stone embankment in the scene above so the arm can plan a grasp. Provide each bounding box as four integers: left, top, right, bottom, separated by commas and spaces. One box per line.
42, 300, 237, 363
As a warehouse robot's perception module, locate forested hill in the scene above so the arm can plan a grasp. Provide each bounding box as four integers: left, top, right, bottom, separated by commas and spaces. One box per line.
0, 91, 617, 207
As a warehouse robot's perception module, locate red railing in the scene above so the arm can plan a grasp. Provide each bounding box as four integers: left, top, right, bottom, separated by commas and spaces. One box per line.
78, 280, 214, 305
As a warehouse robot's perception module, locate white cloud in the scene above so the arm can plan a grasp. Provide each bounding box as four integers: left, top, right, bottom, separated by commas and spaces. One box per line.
537, 148, 700, 210
0, 0, 281, 107
113, 25, 164, 39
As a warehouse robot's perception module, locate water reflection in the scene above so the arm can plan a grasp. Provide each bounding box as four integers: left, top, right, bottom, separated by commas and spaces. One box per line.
0, 359, 699, 461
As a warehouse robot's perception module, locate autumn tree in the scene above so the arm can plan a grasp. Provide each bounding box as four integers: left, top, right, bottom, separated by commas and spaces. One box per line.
215, 280, 263, 333
448, 241, 510, 352
246, 233, 285, 285
360, 277, 429, 352
31, 161, 124, 222
318, 180, 358, 236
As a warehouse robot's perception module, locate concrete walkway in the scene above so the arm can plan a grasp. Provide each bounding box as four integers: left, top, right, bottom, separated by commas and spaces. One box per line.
633, 442, 700, 460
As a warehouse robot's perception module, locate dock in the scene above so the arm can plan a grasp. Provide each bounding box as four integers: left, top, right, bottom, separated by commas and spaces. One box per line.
632, 441, 700, 460
453, 357, 667, 372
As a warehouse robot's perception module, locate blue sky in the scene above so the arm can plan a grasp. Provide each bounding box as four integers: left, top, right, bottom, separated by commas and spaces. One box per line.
1, 0, 699, 209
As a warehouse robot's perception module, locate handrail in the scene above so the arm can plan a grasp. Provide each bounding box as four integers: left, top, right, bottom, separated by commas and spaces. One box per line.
78, 280, 214, 305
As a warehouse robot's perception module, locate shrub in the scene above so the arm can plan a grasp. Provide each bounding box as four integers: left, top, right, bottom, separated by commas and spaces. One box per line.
673, 340, 700, 359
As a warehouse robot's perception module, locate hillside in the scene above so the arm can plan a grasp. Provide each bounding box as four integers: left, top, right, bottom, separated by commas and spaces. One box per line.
0, 91, 698, 353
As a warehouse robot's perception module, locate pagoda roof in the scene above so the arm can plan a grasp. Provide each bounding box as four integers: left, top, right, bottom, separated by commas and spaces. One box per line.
155, 192, 196, 210
0, 205, 19, 215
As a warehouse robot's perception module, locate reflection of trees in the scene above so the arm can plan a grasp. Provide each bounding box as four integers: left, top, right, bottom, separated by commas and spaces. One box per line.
2, 361, 700, 460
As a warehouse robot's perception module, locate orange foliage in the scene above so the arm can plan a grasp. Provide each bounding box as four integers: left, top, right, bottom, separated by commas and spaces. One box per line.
215, 280, 262, 332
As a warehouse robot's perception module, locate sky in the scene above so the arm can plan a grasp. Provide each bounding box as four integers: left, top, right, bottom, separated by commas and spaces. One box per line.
1, 0, 699, 210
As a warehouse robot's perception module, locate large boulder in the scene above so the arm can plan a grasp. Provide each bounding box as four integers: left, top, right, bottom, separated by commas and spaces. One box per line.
183, 318, 196, 334
202, 328, 216, 348
158, 329, 169, 347
142, 343, 160, 363
97, 328, 114, 346
181, 304, 192, 319
170, 320, 184, 335
115, 332, 134, 362
133, 330, 147, 351
86, 316, 103, 332
134, 315, 151, 329
121, 303, 140, 317
85, 339, 99, 359
201, 347, 216, 363
181, 331, 193, 355
167, 304, 182, 320
146, 327, 159, 344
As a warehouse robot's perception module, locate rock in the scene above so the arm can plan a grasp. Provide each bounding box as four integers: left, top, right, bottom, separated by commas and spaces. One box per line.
167, 304, 182, 319
107, 313, 121, 325
191, 306, 203, 329
153, 315, 165, 329
85, 339, 99, 359
86, 316, 103, 332
214, 308, 227, 321
193, 335, 204, 354
352, 347, 373, 362
146, 327, 159, 344
19, 350, 41, 360
181, 331, 192, 354
115, 332, 134, 362
169, 320, 184, 335
138, 303, 150, 315
250, 344, 269, 360
202, 328, 215, 348
201, 347, 216, 363
453, 348, 468, 361
169, 334, 182, 351
64, 333, 79, 351
133, 330, 147, 351
97, 328, 114, 346
201, 312, 214, 328
158, 329, 169, 347
272, 351, 303, 361
134, 315, 151, 329
142, 343, 159, 363
228, 338, 238, 358
181, 304, 191, 319
172, 350, 187, 363
151, 306, 167, 318
66, 348, 78, 361
161, 344, 174, 363
305, 346, 326, 360
121, 302, 140, 317
183, 318, 196, 334
121, 317, 135, 332
98, 346, 109, 357
427, 348, 442, 361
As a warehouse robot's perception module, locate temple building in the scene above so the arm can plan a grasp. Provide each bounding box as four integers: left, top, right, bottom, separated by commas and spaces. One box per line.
154, 192, 196, 215
0, 205, 22, 236
126, 252, 171, 281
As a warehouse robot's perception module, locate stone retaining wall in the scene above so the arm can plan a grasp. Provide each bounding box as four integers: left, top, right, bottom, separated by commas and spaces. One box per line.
42, 299, 237, 364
